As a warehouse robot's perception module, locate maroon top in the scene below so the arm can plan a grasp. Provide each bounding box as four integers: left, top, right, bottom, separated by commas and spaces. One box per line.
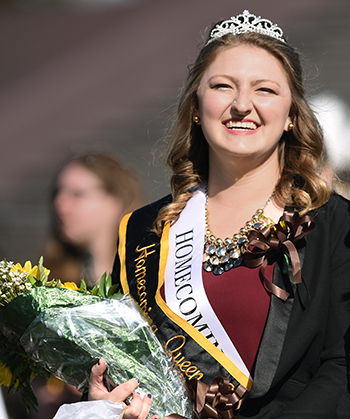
202, 264, 273, 374
161, 263, 273, 375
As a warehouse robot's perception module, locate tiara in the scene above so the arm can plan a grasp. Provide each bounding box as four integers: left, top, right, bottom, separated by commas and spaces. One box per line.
206, 10, 286, 45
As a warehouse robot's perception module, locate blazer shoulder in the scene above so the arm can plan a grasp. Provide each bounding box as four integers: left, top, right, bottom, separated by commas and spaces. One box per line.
128, 194, 172, 229
311, 193, 350, 222
123, 195, 172, 240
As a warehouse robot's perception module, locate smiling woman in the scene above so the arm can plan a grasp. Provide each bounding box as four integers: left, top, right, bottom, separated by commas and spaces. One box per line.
194, 44, 293, 206
58, 10, 350, 419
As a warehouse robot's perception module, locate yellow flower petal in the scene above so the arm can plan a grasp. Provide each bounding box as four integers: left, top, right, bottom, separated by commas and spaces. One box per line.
30, 266, 40, 280
11, 262, 23, 273
61, 282, 79, 291
9, 258, 50, 281
23, 261, 33, 274
0, 363, 16, 387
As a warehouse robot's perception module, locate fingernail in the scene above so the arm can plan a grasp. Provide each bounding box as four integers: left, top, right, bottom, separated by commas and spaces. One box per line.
133, 378, 140, 384
147, 393, 152, 399
97, 359, 100, 365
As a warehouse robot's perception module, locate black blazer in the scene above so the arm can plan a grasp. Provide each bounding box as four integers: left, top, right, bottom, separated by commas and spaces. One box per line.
113, 193, 350, 418
239, 194, 350, 417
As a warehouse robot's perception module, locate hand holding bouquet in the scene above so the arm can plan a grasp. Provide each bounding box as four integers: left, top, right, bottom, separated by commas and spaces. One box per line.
0, 258, 193, 417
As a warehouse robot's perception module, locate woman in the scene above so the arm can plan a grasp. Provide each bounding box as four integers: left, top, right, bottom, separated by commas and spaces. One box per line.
45, 153, 144, 288
87, 10, 350, 418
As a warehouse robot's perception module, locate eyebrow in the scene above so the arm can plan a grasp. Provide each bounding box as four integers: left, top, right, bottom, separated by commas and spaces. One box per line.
207, 75, 281, 88
252, 79, 281, 88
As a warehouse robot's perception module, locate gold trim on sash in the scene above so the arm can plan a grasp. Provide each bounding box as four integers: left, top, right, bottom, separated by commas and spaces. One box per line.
119, 212, 132, 295
156, 221, 253, 391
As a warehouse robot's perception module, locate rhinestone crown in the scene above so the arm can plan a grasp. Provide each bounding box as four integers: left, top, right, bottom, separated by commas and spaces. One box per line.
206, 10, 286, 45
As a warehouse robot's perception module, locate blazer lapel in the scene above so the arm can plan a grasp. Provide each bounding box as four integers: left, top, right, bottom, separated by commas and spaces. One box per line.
250, 242, 307, 398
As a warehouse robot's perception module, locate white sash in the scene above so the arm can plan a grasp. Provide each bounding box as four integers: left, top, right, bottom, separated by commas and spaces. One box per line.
164, 187, 251, 381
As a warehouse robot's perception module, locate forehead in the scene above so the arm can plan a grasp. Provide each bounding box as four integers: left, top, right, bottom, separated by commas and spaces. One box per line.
58, 163, 101, 187
202, 44, 288, 82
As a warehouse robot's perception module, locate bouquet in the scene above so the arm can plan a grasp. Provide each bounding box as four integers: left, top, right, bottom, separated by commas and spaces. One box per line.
0, 258, 193, 417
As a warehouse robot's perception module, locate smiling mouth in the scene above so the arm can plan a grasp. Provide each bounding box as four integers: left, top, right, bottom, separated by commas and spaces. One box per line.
224, 120, 258, 130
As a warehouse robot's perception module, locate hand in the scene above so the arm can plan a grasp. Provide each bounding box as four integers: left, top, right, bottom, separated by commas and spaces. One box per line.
88, 359, 157, 419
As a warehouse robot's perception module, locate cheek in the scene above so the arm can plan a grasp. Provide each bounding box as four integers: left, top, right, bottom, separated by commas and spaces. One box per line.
198, 92, 228, 118
259, 100, 291, 126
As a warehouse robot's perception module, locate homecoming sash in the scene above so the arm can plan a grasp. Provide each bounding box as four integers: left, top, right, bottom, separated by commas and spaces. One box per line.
117, 192, 253, 412
164, 188, 252, 384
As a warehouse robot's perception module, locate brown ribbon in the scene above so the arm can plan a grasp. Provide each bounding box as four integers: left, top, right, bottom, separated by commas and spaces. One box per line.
187, 377, 247, 419
244, 211, 315, 301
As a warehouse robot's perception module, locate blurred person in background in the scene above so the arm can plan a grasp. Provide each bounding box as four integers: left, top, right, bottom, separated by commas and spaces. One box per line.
4, 153, 145, 419
44, 153, 145, 288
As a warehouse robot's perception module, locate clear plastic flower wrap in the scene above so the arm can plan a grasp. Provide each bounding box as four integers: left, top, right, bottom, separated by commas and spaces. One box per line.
3, 287, 193, 418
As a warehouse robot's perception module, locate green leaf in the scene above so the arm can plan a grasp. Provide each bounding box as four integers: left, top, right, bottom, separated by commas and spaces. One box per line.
38, 256, 48, 285
80, 278, 87, 293
106, 273, 112, 295
90, 285, 99, 296
99, 273, 107, 298
107, 284, 118, 297
27, 274, 37, 286
283, 253, 290, 275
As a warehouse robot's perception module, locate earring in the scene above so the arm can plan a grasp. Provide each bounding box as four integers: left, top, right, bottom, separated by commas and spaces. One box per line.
288, 122, 294, 131
193, 116, 200, 124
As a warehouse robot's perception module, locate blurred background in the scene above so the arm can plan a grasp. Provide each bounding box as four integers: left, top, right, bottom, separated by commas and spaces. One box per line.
0, 0, 350, 264
0, 0, 350, 416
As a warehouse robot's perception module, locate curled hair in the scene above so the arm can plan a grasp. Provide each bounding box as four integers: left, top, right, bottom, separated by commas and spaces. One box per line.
154, 31, 330, 235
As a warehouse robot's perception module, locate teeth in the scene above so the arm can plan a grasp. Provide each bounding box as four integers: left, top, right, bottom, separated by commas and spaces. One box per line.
225, 121, 257, 130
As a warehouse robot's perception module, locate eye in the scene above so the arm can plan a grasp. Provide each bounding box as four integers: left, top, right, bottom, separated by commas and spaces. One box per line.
258, 87, 277, 94
211, 83, 232, 90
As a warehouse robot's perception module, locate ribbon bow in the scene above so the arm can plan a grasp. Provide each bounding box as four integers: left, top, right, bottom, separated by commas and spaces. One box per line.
187, 377, 247, 419
244, 211, 315, 301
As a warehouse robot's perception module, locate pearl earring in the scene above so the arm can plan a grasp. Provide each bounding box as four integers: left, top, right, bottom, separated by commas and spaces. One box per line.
193, 116, 200, 124
288, 122, 294, 131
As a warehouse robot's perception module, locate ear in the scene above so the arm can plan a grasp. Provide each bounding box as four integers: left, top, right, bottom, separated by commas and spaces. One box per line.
193, 110, 200, 119
284, 115, 293, 132
284, 105, 296, 131
192, 102, 201, 124
193, 96, 200, 118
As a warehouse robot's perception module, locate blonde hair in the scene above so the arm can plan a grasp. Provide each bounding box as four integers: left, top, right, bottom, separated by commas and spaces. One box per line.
153, 31, 330, 235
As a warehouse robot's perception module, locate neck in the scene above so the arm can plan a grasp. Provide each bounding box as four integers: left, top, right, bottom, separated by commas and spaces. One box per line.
85, 231, 118, 287
208, 151, 280, 204
205, 150, 284, 239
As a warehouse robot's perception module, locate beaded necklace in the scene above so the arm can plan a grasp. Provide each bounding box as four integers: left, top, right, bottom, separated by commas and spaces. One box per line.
203, 186, 275, 275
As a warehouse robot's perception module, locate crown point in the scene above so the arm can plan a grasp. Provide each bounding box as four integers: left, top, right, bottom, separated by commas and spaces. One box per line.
206, 10, 286, 45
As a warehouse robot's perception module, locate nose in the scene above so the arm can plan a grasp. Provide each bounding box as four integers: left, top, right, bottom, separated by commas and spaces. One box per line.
54, 190, 72, 216
231, 90, 253, 116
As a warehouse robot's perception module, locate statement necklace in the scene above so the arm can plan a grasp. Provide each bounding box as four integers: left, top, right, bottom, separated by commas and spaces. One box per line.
203, 187, 275, 275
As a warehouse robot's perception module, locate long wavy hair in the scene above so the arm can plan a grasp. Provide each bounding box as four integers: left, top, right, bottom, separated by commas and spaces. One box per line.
153, 30, 330, 235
